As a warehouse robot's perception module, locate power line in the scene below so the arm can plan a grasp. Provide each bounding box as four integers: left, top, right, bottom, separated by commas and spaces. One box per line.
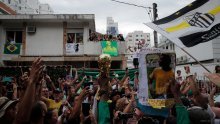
111, 0, 151, 9
110, 0, 153, 21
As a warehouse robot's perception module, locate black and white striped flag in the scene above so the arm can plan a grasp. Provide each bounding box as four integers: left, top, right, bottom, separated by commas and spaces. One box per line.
146, 0, 220, 48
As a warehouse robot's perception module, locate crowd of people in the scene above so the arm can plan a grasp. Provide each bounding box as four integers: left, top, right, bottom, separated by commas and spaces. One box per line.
1, 57, 220, 124
89, 32, 125, 42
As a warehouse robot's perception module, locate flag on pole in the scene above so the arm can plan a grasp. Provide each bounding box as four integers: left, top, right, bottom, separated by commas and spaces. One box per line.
146, 0, 220, 48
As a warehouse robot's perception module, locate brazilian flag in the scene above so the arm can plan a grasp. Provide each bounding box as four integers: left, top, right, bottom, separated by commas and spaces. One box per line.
4, 43, 21, 54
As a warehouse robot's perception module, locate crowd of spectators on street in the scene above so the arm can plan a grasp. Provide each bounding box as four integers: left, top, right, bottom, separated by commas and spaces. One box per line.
1, 57, 220, 124
89, 32, 125, 42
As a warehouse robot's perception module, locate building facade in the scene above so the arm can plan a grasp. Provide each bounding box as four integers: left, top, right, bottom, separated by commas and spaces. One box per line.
125, 31, 150, 68
0, 14, 127, 69
106, 17, 118, 36
0, 1, 16, 14
0, 0, 53, 14
158, 35, 220, 77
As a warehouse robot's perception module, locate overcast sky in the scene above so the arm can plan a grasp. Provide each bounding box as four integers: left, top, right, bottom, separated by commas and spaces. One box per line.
39, 0, 194, 45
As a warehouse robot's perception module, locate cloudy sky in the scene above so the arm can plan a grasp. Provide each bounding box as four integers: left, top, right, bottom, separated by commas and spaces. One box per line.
39, 0, 194, 44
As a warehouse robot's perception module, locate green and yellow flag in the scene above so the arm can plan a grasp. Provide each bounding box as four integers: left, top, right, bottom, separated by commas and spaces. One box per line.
4, 43, 21, 54
101, 41, 118, 56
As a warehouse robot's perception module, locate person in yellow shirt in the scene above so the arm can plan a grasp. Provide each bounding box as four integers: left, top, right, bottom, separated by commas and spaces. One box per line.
149, 54, 174, 98
42, 89, 63, 110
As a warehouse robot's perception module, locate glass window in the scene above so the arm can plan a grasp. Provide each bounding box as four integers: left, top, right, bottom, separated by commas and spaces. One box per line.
67, 33, 83, 43
136, 39, 138, 41
8, 0, 11, 4
6, 31, 22, 43
136, 35, 138, 37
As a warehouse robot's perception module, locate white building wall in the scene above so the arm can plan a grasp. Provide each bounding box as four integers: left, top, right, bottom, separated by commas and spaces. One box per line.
26, 22, 63, 56
26, 0, 39, 13
39, 4, 53, 14
212, 37, 220, 60
125, 31, 150, 68
0, 0, 53, 14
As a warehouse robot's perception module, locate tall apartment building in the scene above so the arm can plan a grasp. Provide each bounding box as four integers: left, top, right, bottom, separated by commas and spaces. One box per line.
0, 0, 53, 14
106, 17, 118, 36
125, 31, 150, 68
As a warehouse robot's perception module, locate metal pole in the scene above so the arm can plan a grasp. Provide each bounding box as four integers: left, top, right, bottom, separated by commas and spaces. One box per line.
153, 3, 158, 48
153, 30, 158, 48
181, 48, 211, 73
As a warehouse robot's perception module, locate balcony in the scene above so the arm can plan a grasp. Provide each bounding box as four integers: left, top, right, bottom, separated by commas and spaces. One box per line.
65, 41, 126, 56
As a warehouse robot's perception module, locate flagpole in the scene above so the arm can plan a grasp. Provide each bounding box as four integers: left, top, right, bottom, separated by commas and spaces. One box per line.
180, 48, 211, 73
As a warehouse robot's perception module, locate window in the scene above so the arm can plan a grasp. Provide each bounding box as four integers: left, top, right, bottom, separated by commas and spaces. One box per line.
67, 33, 83, 43
19, 0, 21, 3
6, 31, 22, 43
136, 35, 138, 37
136, 39, 139, 41
129, 39, 132, 41
8, 0, 11, 4
140, 35, 142, 37
19, 6, 21, 10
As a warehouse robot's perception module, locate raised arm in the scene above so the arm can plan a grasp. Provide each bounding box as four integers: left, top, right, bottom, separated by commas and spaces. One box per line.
119, 69, 129, 87
15, 58, 43, 124
71, 68, 79, 84
170, 79, 190, 124
69, 87, 89, 120
45, 74, 56, 91
74, 76, 86, 92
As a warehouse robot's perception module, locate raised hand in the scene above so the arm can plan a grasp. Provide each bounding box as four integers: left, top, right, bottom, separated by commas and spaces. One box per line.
79, 86, 90, 100
29, 57, 43, 85
45, 74, 52, 82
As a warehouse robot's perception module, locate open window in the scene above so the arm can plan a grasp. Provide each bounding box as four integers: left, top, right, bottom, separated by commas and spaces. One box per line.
6, 31, 22, 44
67, 33, 83, 43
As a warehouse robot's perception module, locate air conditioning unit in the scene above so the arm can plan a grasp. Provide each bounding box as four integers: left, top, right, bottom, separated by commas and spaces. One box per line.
27, 26, 36, 33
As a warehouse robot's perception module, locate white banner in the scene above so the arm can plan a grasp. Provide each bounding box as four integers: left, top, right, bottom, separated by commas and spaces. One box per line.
66, 43, 79, 55
146, 0, 220, 48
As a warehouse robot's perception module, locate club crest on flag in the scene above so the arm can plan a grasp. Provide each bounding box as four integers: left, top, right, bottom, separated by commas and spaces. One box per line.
185, 12, 215, 28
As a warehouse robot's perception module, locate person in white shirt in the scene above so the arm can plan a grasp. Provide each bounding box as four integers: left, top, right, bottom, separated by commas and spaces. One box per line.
128, 46, 140, 69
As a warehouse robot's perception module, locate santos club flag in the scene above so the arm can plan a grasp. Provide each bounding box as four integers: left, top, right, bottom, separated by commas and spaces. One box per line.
146, 0, 220, 48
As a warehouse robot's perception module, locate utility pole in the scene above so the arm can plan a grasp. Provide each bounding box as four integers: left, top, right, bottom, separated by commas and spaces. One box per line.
153, 3, 158, 48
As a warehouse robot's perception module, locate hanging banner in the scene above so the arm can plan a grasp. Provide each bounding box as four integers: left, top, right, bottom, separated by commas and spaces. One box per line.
138, 48, 176, 111
66, 43, 80, 54
101, 41, 118, 56
4, 43, 21, 54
